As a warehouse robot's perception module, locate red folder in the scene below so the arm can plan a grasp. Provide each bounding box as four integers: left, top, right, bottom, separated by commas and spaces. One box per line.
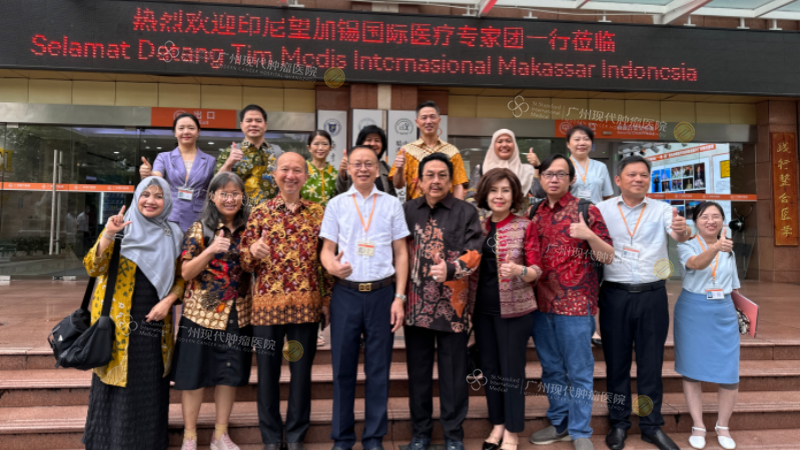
732, 291, 759, 339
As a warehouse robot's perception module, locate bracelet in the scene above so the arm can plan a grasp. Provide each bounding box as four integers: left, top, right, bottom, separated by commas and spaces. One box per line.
102, 232, 115, 240
522, 266, 528, 277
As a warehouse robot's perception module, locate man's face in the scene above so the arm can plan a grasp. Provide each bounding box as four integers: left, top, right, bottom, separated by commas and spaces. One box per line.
540, 158, 574, 197
615, 162, 651, 196
240, 110, 267, 140
274, 153, 308, 195
420, 159, 452, 203
347, 148, 379, 190
415, 107, 441, 137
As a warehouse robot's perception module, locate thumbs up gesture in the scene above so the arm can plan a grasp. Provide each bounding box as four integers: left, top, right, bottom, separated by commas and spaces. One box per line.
229, 142, 244, 164
394, 148, 406, 169
569, 212, 594, 241
249, 229, 270, 260
498, 252, 519, 278
526, 148, 540, 167
139, 157, 152, 178
430, 253, 447, 282
205, 230, 231, 257
671, 207, 687, 236
715, 228, 733, 253
330, 251, 353, 279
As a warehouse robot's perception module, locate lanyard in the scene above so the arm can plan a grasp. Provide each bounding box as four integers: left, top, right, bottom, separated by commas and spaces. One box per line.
353, 194, 377, 233
695, 235, 720, 282
617, 202, 647, 245
571, 157, 589, 185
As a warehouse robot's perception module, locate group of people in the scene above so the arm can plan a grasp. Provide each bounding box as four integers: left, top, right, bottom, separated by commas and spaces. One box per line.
80, 101, 742, 450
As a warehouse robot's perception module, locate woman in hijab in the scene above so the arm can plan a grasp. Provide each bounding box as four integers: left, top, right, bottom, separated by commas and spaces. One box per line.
82, 176, 185, 450
467, 129, 536, 205
335, 125, 397, 197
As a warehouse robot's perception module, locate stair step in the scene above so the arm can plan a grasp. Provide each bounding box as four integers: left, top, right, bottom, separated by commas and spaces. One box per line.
1, 391, 799, 449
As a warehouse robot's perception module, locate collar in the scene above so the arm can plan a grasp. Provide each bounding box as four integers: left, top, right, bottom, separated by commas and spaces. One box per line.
410, 137, 445, 151
543, 191, 575, 211
345, 183, 382, 200
270, 195, 308, 211
486, 213, 515, 231
241, 138, 271, 152
617, 195, 649, 209
307, 161, 333, 174
416, 193, 454, 210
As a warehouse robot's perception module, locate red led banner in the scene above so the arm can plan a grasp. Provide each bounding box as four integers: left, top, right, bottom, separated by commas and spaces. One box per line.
0, 0, 797, 95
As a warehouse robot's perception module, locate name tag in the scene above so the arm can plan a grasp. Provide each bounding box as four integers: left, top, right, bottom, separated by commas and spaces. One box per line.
177, 187, 193, 201
357, 240, 375, 257
622, 245, 640, 261
576, 188, 592, 199
706, 288, 724, 300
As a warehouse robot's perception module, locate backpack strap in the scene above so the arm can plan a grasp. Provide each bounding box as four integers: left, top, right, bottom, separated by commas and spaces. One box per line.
99, 236, 123, 318
577, 198, 592, 222
527, 198, 544, 220
200, 222, 215, 249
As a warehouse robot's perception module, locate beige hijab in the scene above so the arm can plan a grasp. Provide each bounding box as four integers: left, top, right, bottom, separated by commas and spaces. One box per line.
483, 129, 535, 195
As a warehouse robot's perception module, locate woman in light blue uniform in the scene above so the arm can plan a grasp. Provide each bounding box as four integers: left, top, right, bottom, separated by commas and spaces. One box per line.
675, 201, 740, 450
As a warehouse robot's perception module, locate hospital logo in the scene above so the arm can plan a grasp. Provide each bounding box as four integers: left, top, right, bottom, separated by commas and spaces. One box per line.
324, 119, 342, 137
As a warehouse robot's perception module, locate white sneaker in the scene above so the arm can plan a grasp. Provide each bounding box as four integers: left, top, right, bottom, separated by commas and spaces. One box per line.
211, 433, 241, 450
688, 427, 706, 449
715, 423, 736, 450
181, 438, 197, 450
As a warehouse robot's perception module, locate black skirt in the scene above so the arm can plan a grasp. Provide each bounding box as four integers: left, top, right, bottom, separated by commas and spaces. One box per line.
171, 304, 254, 390
82, 268, 170, 450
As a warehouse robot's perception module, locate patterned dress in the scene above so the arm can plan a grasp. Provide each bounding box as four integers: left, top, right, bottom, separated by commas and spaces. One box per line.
301, 161, 337, 207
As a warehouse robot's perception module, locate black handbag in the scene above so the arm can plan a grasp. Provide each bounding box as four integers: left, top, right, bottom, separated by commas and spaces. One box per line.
47, 237, 122, 370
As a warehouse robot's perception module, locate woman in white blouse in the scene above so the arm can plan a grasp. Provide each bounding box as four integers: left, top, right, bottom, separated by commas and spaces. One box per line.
675, 201, 740, 450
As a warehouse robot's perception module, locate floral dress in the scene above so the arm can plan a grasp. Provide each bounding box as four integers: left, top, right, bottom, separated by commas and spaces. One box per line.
300, 161, 337, 207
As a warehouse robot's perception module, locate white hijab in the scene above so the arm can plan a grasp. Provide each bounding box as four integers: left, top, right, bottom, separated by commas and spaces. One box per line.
120, 177, 183, 299
483, 129, 535, 195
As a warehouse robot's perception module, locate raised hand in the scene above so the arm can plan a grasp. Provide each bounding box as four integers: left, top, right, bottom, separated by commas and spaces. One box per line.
330, 251, 353, 279
339, 155, 349, 175
498, 253, 518, 278
526, 148, 540, 167
139, 157, 152, 178
105, 205, 132, 235
569, 212, 594, 241
671, 207, 687, 235
229, 142, 244, 164
250, 229, 270, 260
394, 148, 406, 169
430, 254, 447, 282
205, 230, 231, 256
716, 228, 733, 253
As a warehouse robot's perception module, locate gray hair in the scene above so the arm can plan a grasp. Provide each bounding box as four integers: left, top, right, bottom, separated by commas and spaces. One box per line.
199, 172, 250, 231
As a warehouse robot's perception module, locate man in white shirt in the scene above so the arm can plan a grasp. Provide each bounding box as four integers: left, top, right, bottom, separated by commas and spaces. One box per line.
320, 145, 409, 450
595, 156, 689, 450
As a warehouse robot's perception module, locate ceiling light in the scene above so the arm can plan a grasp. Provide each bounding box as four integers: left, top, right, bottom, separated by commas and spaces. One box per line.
157, 147, 162, 150
146, 146, 150, 149
113, 151, 119, 154
208, 142, 214, 145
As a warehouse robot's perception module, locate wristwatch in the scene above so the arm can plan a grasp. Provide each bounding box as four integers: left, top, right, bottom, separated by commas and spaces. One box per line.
522, 266, 528, 277
394, 293, 407, 302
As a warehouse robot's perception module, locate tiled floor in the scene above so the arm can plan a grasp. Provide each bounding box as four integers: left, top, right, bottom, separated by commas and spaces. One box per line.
1, 279, 798, 354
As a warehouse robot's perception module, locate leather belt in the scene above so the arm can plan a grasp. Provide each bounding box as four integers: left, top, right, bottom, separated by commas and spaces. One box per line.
603, 280, 666, 294
336, 276, 394, 292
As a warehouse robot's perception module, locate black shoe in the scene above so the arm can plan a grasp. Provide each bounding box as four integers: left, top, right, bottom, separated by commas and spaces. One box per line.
482, 437, 502, 450
641, 429, 679, 450
605, 428, 627, 450
263, 445, 283, 450
591, 337, 603, 346
331, 447, 352, 450
287, 443, 305, 450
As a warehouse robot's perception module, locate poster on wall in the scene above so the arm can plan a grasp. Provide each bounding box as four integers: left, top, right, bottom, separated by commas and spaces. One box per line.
317, 110, 348, 169
352, 109, 385, 147
644, 143, 733, 222
387, 110, 416, 165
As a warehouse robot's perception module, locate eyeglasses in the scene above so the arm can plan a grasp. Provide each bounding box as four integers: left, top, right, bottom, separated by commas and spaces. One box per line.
351, 162, 376, 170
698, 214, 723, 221
216, 192, 243, 200
541, 172, 570, 180
422, 173, 450, 181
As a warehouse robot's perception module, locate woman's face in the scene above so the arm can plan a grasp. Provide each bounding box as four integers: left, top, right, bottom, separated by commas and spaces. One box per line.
138, 185, 165, 219
696, 205, 724, 238
363, 133, 383, 155
567, 130, 592, 157
211, 181, 244, 220
487, 178, 513, 215
308, 135, 331, 161
174, 117, 200, 146
494, 134, 515, 160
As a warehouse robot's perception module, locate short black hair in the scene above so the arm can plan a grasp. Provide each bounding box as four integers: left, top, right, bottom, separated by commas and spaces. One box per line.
618, 155, 651, 174
418, 153, 453, 180
307, 130, 332, 146
566, 124, 594, 142
172, 113, 201, 132
416, 100, 440, 116
538, 153, 575, 182
355, 125, 388, 159
692, 201, 725, 223
347, 145, 378, 160
240, 104, 267, 122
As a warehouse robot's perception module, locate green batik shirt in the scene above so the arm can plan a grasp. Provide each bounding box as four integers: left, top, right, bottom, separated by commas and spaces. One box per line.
300, 162, 337, 207
215, 139, 278, 206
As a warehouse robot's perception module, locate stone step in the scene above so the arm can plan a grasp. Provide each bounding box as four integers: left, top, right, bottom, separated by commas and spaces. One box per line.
2, 359, 800, 408
1, 391, 799, 450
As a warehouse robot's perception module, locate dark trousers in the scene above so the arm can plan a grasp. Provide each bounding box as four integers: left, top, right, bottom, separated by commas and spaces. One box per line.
404, 325, 469, 442
330, 283, 395, 450
599, 284, 670, 434
473, 311, 535, 433
254, 322, 318, 444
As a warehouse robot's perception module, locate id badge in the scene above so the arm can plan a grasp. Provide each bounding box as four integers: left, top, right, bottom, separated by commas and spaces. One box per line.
177, 187, 194, 201
706, 288, 724, 300
621, 245, 640, 261
357, 240, 375, 257
577, 188, 592, 199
